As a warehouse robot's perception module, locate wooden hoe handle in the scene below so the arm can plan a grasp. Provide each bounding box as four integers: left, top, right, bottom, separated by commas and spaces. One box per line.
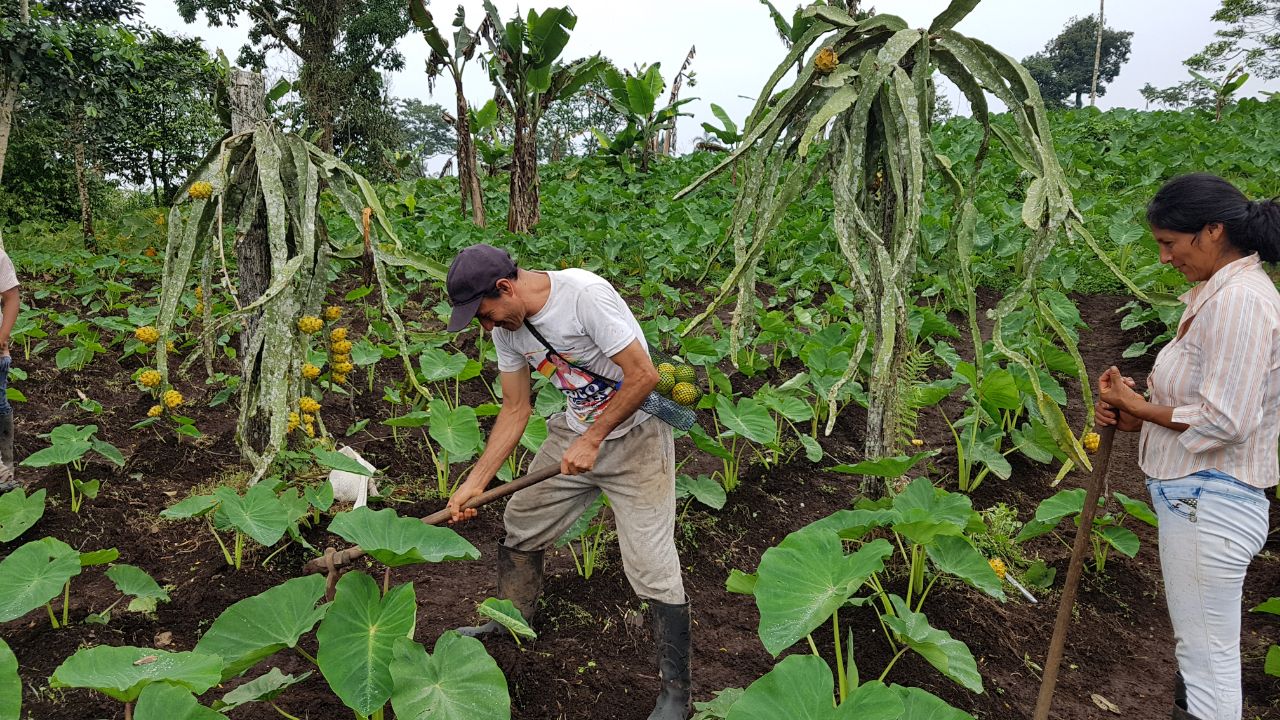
300, 464, 561, 576
1032, 424, 1117, 720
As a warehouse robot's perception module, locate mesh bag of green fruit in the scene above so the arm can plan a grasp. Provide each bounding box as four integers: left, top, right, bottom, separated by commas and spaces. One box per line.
641, 351, 702, 431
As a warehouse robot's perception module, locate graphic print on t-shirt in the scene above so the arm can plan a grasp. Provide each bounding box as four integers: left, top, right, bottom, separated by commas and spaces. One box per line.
527, 349, 620, 425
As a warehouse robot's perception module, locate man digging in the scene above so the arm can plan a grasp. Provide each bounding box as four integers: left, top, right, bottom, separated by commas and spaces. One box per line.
443, 243, 691, 720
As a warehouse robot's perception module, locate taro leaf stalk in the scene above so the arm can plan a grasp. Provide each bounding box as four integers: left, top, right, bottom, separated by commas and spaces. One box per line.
479, 1, 605, 233
677, 0, 1151, 491
409, 0, 488, 227
153, 69, 444, 483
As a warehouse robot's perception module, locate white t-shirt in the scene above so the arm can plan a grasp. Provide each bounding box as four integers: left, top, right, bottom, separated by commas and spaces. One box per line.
494, 269, 650, 438
0, 251, 17, 294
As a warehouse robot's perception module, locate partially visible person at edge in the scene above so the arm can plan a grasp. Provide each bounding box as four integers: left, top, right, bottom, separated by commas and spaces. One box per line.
1096, 173, 1279, 720
0, 247, 19, 493
441, 243, 691, 720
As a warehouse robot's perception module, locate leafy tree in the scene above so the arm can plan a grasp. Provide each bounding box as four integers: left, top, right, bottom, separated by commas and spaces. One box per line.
1187, 0, 1280, 80
1143, 0, 1280, 111
593, 62, 695, 172
537, 73, 625, 161
103, 32, 222, 205
176, 0, 410, 153
479, 1, 603, 233
409, 0, 486, 226
1022, 15, 1132, 109
395, 99, 454, 177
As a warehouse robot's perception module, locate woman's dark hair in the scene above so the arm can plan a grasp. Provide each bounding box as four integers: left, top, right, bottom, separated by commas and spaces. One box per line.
1147, 172, 1280, 262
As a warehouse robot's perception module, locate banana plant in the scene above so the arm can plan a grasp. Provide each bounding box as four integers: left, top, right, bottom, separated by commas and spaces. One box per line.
479, 1, 605, 232
700, 103, 742, 147
593, 63, 697, 172
676, 0, 1141, 493
469, 99, 511, 176
409, 0, 488, 226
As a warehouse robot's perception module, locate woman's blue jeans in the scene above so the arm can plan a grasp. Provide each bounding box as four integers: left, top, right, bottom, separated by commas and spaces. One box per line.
1147, 470, 1270, 720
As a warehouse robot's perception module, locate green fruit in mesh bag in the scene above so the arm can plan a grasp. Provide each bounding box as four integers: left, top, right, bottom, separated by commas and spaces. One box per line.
674, 365, 696, 385
657, 362, 676, 376
672, 382, 700, 407
656, 369, 676, 395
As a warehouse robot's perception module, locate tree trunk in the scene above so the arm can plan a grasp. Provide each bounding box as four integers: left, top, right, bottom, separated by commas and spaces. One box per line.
298, 5, 339, 153
1074, 91, 1083, 109
0, 0, 29, 188
74, 140, 95, 241
230, 71, 271, 360
453, 73, 485, 227
1089, 0, 1105, 106
507, 103, 540, 234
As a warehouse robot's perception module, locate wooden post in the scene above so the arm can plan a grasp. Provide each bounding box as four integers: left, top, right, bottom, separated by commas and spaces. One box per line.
1089, 0, 1105, 106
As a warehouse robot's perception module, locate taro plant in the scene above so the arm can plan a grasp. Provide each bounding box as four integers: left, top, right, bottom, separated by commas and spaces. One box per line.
715, 470, 998, 717
50, 646, 224, 719
675, 0, 1129, 493
20, 423, 124, 512
0, 638, 17, 719
0, 537, 81, 629
1015, 488, 1158, 573
161, 483, 293, 570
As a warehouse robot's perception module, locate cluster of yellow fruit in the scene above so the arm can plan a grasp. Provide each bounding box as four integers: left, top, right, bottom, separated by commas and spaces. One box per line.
287, 410, 317, 437
814, 47, 839, 74
655, 361, 701, 407
193, 286, 204, 316
134, 325, 160, 344
188, 181, 214, 200
328, 324, 352, 384
144, 387, 184, 418
987, 557, 1007, 580
1082, 431, 1101, 454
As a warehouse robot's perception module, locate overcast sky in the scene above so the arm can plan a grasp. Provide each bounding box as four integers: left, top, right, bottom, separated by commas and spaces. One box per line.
141, 0, 1272, 155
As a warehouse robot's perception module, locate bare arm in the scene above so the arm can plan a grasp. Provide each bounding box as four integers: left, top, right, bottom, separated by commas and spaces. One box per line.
0, 287, 19, 353
1097, 366, 1188, 433
446, 369, 532, 523
561, 339, 658, 475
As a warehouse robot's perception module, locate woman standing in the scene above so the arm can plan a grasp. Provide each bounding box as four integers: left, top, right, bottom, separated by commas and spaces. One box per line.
1097, 173, 1279, 720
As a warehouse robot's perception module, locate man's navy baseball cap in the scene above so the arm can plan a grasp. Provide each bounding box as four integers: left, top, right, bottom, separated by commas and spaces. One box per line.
445, 243, 516, 332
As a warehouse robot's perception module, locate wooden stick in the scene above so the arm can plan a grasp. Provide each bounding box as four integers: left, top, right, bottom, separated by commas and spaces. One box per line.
1032, 424, 1117, 720
301, 464, 560, 576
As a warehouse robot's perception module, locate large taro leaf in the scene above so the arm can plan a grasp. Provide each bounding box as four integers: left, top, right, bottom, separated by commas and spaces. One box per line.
0, 537, 81, 622
418, 348, 468, 382
892, 684, 977, 719
890, 478, 975, 545
714, 395, 778, 446
328, 507, 479, 567
215, 667, 312, 711
0, 488, 45, 542
160, 494, 218, 519
50, 646, 222, 703
317, 573, 417, 716
1267, 646, 1280, 678
213, 484, 290, 547
428, 398, 482, 461
803, 508, 896, 541
755, 527, 893, 656
389, 633, 511, 720
19, 439, 90, 468
133, 682, 224, 720
105, 564, 171, 614
194, 575, 328, 680
722, 654, 902, 720
925, 535, 1005, 600
1097, 525, 1140, 558
0, 638, 18, 720
881, 595, 982, 693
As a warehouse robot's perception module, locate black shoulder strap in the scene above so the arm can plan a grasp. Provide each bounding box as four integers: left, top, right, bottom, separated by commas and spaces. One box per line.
522, 320, 558, 355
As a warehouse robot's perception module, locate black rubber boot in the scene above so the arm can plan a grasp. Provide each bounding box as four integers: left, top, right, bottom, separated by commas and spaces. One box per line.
1172, 672, 1203, 719
457, 542, 544, 637
647, 600, 691, 720
0, 412, 16, 493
